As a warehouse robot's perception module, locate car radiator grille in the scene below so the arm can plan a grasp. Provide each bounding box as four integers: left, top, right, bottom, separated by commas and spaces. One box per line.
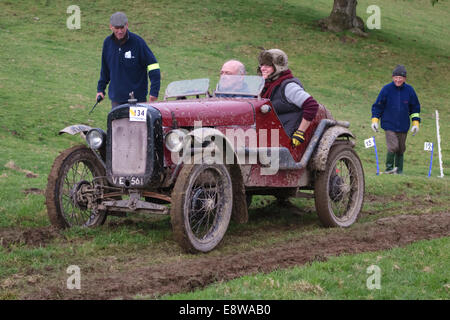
111, 118, 147, 175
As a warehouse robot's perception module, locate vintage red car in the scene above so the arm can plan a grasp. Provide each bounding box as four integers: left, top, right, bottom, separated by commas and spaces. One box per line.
46, 75, 365, 253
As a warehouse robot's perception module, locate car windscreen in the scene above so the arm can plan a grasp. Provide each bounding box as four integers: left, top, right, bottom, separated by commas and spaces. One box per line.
164, 78, 210, 100
215, 75, 265, 97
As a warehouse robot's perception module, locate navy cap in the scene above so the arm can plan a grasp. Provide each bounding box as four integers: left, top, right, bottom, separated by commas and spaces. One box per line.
392, 65, 407, 77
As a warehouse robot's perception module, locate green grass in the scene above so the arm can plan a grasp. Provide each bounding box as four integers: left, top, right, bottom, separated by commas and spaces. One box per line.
0, 0, 449, 228
163, 237, 450, 300
0, 0, 449, 299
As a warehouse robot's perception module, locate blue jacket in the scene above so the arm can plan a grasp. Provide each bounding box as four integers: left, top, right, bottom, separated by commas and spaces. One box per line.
97, 31, 161, 102
372, 82, 421, 133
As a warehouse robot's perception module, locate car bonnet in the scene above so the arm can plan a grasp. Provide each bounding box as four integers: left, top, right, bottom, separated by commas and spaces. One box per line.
149, 99, 256, 127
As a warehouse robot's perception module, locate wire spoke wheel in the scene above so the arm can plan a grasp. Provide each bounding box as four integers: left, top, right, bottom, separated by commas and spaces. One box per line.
46, 145, 107, 228
171, 163, 233, 253
315, 143, 364, 227
189, 175, 221, 239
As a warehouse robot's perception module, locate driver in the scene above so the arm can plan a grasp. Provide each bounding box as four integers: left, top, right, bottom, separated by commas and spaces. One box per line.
220, 59, 246, 77
216, 60, 249, 97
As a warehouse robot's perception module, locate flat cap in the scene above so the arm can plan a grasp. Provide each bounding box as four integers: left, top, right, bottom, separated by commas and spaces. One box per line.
110, 12, 128, 27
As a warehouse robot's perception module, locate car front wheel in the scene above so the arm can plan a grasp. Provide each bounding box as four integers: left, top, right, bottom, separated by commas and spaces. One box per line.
170, 163, 233, 253
46, 145, 107, 229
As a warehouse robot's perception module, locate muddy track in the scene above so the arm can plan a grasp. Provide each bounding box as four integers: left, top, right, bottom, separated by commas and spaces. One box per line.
0, 226, 59, 248
22, 211, 449, 300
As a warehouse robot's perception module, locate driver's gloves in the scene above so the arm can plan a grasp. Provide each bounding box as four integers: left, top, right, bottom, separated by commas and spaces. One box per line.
292, 130, 305, 147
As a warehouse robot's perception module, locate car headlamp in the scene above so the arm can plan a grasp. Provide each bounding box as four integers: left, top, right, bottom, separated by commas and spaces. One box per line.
86, 128, 106, 150
165, 129, 187, 152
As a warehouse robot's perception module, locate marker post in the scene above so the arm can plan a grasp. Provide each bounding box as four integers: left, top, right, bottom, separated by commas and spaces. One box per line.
373, 137, 380, 175
424, 142, 434, 178
435, 110, 444, 178
364, 136, 380, 175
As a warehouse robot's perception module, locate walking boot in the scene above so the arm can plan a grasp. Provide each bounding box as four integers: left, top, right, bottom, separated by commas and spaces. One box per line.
384, 152, 396, 174
395, 153, 404, 174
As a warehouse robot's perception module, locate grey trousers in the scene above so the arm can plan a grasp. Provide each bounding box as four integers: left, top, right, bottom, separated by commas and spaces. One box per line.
385, 130, 407, 154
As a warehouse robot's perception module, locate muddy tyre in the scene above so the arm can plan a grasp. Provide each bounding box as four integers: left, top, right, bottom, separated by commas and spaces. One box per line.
46, 145, 107, 229
170, 163, 233, 253
314, 143, 364, 227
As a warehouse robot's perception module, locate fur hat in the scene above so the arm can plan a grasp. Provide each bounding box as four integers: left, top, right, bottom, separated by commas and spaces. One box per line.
257, 49, 289, 80
392, 65, 407, 77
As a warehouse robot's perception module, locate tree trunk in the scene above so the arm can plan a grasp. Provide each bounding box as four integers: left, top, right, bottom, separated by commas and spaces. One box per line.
319, 0, 367, 36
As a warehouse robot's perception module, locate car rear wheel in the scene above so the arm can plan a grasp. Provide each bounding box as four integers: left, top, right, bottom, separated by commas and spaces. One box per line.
314, 143, 364, 227
170, 163, 233, 253
46, 145, 107, 229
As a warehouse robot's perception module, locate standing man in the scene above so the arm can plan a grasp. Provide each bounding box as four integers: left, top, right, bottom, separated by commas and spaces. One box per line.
97, 12, 161, 108
371, 65, 421, 174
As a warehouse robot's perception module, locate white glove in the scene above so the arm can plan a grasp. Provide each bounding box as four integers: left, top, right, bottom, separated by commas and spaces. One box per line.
411, 125, 419, 136
371, 122, 379, 133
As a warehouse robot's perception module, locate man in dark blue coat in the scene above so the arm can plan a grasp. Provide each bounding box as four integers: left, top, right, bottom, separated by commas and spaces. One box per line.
96, 12, 161, 108
371, 65, 421, 174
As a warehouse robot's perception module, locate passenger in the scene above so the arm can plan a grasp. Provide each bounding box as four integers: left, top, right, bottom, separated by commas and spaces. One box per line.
258, 49, 319, 147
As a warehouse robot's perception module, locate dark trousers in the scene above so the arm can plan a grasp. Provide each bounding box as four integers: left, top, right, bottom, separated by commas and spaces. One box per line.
111, 98, 146, 109
111, 101, 127, 108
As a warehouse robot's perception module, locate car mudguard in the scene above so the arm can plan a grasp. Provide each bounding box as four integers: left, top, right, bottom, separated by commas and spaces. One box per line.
309, 125, 355, 172
58, 124, 106, 169
58, 124, 93, 137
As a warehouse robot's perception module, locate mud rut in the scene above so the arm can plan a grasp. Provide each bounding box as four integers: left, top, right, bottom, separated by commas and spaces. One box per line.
5, 211, 446, 299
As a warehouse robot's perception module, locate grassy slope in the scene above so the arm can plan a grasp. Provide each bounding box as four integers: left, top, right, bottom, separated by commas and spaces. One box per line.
0, 0, 448, 299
